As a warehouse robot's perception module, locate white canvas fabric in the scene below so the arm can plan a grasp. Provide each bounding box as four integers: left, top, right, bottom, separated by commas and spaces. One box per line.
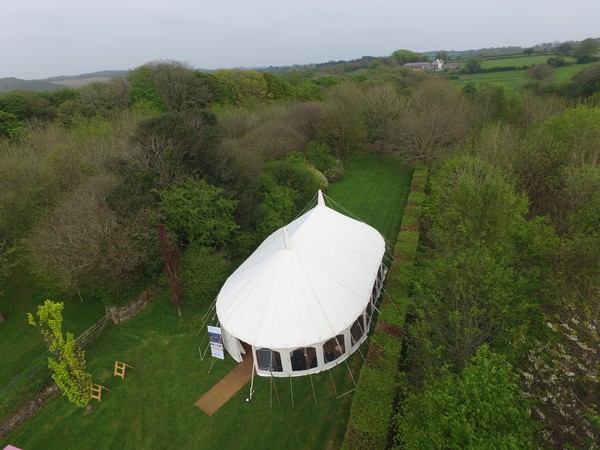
216, 191, 385, 351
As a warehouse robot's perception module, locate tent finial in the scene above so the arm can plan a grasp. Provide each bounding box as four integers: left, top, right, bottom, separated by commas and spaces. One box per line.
317, 190, 325, 206
283, 227, 292, 250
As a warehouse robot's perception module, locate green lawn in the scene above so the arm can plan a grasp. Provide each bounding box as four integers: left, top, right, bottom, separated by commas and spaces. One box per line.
328, 152, 412, 243
0, 264, 104, 421
2, 153, 413, 450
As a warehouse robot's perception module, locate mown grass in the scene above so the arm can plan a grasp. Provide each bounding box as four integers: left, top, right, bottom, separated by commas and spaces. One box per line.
328, 152, 412, 243
2, 153, 413, 450
0, 263, 104, 422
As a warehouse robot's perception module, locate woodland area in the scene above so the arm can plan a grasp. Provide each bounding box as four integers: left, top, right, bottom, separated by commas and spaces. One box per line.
1, 42, 600, 448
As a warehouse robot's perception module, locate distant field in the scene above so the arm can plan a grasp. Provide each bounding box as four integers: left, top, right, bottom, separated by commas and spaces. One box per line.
451, 61, 597, 92
479, 54, 576, 69
452, 70, 527, 92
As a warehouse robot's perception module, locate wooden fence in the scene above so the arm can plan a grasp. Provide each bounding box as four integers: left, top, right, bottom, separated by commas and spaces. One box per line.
75, 314, 114, 349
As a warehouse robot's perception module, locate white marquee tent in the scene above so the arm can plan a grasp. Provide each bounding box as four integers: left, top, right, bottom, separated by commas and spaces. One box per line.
216, 191, 386, 378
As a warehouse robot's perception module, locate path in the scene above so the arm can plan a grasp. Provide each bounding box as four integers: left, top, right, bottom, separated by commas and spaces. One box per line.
194, 355, 253, 416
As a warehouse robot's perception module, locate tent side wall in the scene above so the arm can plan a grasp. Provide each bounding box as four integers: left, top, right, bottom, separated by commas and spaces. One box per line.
249, 262, 387, 378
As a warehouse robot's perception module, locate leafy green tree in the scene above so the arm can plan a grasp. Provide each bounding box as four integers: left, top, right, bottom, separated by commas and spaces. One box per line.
0, 111, 22, 139
195, 72, 236, 105
464, 57, 482, 73
263, 72, 294, 101
567, 62, 600, 98
305, 141, 344, 182
216, 70, 269, 106
180, 243, 227, 306
397, 345, 533, 449
28, 300, 92, 408
435, 51, 448, 61
266, 152, 328, 209
574, 37, 600, 63
391, 49, 428, 65
253, 174, 298, 241
127, 65, 165, 112
159, 177, 239, 248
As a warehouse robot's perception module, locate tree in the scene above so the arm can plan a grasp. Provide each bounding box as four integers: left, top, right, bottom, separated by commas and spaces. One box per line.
27, 174, 156, 303
215, 70, 269, 106
128, 60, 212, 112
567, 62, 600, 98
526, 64, 554, 82
464, 58, 482, 74
157, 222, 183, 317
158, 177, 239, 248
397, 345, 533, 449
0, 111, 22, 139
523, 290, 600, 448
390, 77, 475, 163
435, 51, 448, 61
27, 300, 92, 408
316, 81, 366, 159
523, 47, 535, 56
391, 49, 428, 65
362, 84, 403, 159
129, 111, 222, 188
574, 38, 600, 63
180, 243, 227, 307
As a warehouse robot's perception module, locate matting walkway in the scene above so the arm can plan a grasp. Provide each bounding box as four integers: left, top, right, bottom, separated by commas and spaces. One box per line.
194, 356, 253, 416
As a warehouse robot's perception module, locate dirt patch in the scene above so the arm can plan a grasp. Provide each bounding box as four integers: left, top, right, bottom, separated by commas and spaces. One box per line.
378, 321, 404, 339
401, 224, 419, 232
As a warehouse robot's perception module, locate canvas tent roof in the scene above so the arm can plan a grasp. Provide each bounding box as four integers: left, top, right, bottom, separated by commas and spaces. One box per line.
216, 191, 385, 350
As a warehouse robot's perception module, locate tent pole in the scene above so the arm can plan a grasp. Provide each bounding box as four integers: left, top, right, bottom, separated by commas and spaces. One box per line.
289, 375, 294, 408
248, 359, 256, 401
328, 369, 338, 398
309, 373, 317, 405
269, 368, 281, 406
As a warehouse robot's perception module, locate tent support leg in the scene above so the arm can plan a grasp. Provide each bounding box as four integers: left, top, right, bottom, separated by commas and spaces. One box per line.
289, 375, 294, 408
309, 373, 317, 405
328, 369, 338, 399
269, 368, 281, 406
248, 361, 256, 401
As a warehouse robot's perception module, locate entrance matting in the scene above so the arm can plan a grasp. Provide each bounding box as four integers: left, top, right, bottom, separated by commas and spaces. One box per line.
194, 356, 253, 416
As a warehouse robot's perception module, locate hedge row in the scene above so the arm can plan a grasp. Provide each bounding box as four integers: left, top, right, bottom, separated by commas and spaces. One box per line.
342, 163, 428, 450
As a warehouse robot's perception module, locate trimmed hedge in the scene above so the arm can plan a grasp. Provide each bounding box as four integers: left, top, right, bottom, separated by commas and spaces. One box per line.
342, 163, 428, 450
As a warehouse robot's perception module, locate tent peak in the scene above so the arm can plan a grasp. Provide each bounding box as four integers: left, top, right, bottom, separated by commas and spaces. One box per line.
317, 190, 325, 207
283, 227, 292, 250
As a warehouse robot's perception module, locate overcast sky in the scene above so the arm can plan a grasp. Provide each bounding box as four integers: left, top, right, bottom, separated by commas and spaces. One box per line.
2, 0, 599, 79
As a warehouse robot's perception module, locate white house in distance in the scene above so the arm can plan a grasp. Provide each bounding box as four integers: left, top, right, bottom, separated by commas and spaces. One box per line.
403, 59, 460, 71
215, 191, 386, 378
